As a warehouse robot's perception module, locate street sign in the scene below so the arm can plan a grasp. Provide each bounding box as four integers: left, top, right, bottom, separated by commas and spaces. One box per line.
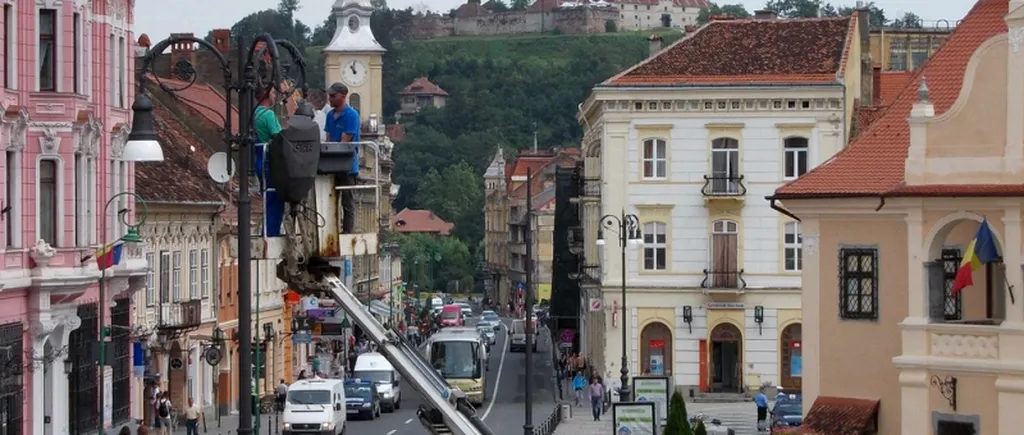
589, 298, 603, 312
169, 357, 184, 371
340, 318, 351, 328
306, 309, 336, 319
292, 331, 313, 344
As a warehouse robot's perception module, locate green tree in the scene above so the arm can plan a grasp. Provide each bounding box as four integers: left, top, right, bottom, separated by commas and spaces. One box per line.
763, 0, 824, 18
892, 11, 923, 28
663, 390, 693, 435
392, 232, 475, 292
696, 3, 751, 24
831, 2, 888, 27
414, 162, 484, 244
693, 420, 707, 435
490, 0, 510, 12
510, 0, 529, 10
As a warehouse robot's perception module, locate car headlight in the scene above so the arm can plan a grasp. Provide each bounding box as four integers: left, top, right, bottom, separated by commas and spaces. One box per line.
470, 385, 483, 392
774, 421, 790, 427
361, 403, 371, 408
381, 392, 392, 398
281, 423, 291, 430
320, 422, 335, 430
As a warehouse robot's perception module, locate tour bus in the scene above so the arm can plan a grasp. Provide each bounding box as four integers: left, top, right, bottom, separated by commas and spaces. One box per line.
424, 329, 488, 406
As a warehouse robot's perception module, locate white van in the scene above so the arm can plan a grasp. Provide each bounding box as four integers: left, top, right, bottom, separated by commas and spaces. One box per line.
282, 378, 346, 435
353, 352, 402, 412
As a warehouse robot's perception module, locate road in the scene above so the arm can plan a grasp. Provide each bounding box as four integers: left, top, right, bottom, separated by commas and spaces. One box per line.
352, 318, 557, 435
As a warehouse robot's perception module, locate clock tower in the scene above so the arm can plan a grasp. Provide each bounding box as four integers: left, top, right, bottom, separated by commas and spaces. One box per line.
323, 0, 386, 123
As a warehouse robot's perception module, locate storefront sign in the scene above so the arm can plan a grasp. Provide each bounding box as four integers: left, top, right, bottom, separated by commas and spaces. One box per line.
612, 402, 657, 435
632, 377, 670, 425
706, 302, 744, 310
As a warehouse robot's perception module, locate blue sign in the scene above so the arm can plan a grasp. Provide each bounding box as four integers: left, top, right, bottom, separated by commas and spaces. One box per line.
132, 343, 145, 367
515, 281, 525, 289
292, 331, 313, 344
344, 259, 352, 278
306, 309, 336, 319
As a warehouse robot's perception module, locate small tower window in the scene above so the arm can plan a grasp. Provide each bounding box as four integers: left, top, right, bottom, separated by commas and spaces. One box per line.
348, 16, 359, 32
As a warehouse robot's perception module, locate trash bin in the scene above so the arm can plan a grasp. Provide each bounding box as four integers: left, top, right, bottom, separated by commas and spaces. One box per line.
560, 403, 571, 421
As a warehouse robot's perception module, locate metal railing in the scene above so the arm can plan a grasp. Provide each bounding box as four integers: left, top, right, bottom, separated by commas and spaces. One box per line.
701, 269, 747, 289
533, 404, 564, 435
701, 175, 746, 197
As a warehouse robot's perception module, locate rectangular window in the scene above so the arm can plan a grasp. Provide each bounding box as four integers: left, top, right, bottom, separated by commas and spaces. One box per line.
73, 13, 81, 93
4, 150, 15, 248
783, 137, 809, 179
888, 37, 908, 71
159, 251, 170, 303
641, 138, 667, 179
642, 222, 667, 270
188, 250, 198, 300
109, 34, 116, 106
709, 220, 740, 288
145, 253, 155, 307
3, 4, 12, 88
38, 9, 57, 91
839, 247, 879, 319
74, 154, 87, 246
201, 249, 210, 298
942, 248, 963, 321
39, 160, 57, 245
784, 222, 803, 272
118, 36, 125, 107
172, 252, 182, 301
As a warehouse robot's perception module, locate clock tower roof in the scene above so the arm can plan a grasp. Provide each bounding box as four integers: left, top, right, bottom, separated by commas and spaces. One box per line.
324, 0, 386, 53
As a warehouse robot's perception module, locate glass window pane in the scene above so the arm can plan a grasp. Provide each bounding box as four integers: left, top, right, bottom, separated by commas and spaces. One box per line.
656, 161, 666, 178
797, 151, 807, 176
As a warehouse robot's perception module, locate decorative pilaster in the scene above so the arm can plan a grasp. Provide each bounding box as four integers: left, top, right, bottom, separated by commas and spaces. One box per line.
905, 209, 926, 319
996, 376, 1024, 435
898, 369, 930, 435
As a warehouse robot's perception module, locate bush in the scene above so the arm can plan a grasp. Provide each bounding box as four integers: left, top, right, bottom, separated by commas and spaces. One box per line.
663, 390, 693, 435
693, 420, 707, 435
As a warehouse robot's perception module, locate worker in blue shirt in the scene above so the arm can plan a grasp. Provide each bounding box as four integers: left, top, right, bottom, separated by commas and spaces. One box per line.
754, 386, 769, 432
323, 82, 360, 233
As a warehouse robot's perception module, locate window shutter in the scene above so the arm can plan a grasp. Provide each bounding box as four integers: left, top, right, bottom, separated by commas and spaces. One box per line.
926, 261, 946, 322
992, 263, 1006, 321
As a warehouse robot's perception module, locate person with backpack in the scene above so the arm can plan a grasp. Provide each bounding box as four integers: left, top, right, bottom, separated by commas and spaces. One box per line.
156, 392, 172, 435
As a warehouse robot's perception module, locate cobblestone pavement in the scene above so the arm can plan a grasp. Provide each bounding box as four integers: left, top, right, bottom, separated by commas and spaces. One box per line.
553, 401, 764, 435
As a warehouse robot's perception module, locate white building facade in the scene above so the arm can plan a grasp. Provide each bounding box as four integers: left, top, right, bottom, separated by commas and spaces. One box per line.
612, 0, 707, 30
576, 13, 868, 393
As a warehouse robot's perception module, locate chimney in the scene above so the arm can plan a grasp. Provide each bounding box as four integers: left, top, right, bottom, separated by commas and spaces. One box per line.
211, 29, 231, 54
872, 65, 881, 104
169, 33, 196, 74
648, 34, 662, 58
754, 10, 777, 20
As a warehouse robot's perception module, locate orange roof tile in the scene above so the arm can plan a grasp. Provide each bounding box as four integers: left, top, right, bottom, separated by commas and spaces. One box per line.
796, 396, 880, 435
774, 0, 1008, 198
607, 16, 855, 86
145, 74, 240, 134
391, 208, 455, 235
877, 70, 915, 105
400, 77, 449, 96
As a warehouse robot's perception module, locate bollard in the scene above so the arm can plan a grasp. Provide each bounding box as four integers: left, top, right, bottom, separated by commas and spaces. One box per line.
560, 403, 571, 421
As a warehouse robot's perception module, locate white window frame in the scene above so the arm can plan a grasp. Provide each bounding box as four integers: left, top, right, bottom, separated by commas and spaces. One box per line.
117, 35, 126, 108
74, 153, 88, 246
72, 11, 82, 93
159, 251, 171, 303
36, 6, 60, 92
3, 2, 16, 89
710, 138, 740, 194
109, 33, 117, 106
783, 137, 809, 179
201, 248, 210, 297
642, 222, 667, 271
145, 252, 155, 306
36, 158, 60, 246
109, 159, 128, 237
5, 149, 21, 248
172, 251, 182, 301
784, 221, 802, 272
188, 249, 198, 300
641, 138, 667, 179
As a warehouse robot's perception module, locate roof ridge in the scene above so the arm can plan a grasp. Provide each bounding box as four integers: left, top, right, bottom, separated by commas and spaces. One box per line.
599, 22, 715, 86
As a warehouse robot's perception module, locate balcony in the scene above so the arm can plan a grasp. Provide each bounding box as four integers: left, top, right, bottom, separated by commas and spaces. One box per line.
157, 299, 203, 339
701, 269, 746, 292
569, 263, 601, 287
572, 172, 601, 202
701, 175, 747, 207
568, 226, 585, 252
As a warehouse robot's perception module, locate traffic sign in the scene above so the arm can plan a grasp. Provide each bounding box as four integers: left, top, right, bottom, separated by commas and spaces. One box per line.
340, 318, 351, 328
589, 298, 603, 312
292, 331, 313, 344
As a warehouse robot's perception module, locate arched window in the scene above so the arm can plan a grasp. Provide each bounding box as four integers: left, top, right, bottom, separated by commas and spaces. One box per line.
643, 222, 667, 270
709, 219, 739, 287
783, 137, 808, 179
710, 138, 739, 194
349, 93, 362, 114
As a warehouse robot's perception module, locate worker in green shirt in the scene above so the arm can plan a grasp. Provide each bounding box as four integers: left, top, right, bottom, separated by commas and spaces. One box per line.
253, 86, 285, 236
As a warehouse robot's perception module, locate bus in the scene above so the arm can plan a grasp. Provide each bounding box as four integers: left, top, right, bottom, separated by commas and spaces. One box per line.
424, 329, 487, 406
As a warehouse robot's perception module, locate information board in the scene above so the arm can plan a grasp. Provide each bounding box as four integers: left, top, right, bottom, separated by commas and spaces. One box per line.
612, 402, 657, 435
632, 376, 670, 425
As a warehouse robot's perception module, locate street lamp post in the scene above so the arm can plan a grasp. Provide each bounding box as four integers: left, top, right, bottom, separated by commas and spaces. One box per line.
129, 33, 307, 435
596, 210, 643, 402
97, 191, 149, 435
381, 243, 400, 327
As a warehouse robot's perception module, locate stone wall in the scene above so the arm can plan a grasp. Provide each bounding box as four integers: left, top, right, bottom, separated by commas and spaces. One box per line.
410, 8, 620, 39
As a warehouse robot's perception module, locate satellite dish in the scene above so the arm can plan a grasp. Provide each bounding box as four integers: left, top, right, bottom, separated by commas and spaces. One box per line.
207, 152, 235, 183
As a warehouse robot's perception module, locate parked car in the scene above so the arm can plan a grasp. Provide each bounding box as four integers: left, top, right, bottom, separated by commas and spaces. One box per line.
770, 395, 803, 432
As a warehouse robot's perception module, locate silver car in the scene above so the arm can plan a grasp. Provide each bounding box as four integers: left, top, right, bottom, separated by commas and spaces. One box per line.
476, 323, 497, 345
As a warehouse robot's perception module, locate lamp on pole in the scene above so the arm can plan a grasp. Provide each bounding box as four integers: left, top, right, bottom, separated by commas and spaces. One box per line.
97, 191, 150, 435
381, 243, 400, 326
596, 210, 643, 402
130, 32, 307, 435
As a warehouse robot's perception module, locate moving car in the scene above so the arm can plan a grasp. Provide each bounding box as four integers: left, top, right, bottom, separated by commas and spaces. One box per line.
508, 319, 536, 353
438, 304, 464, 327
457, 302, 473, 318
479, 311, 501, 331
352, 352, 402, 412
282, 378, 346, 435
343, 379, 381, 421
476, 322, 497, 345
770, 395, 803, 432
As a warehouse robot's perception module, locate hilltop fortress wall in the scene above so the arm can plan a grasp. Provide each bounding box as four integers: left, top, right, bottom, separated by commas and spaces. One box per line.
411, 8, 620, 39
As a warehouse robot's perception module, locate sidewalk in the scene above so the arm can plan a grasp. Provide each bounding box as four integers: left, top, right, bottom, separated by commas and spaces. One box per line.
143, 413, 286, 435
551, 403, 606, 435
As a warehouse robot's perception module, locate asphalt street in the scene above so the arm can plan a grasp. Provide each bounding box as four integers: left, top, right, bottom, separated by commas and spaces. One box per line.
353, 318, 557, 435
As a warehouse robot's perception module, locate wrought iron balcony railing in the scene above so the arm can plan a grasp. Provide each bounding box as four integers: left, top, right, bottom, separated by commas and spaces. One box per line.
158, 299, 203, 333
701, 269, 747, 289
573, 173, 601, 199
701, 175, 747, 197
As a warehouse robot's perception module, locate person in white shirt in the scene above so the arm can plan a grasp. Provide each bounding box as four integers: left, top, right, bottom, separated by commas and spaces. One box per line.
156, 392, 173, 435
184, 397, 202, 435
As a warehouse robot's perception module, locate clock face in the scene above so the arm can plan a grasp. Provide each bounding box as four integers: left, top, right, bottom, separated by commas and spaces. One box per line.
348, 16, 360, 32
342, 60, 368, 87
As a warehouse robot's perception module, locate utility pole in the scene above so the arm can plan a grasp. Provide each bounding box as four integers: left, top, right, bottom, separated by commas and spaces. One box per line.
523, 168, 534, 435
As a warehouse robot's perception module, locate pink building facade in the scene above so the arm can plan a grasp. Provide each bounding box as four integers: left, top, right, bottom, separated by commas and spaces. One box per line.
1, 1, 146, 435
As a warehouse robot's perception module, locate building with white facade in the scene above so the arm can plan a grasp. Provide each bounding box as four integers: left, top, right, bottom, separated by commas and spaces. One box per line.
611, 0, 709, 31
576, 12, 873, 393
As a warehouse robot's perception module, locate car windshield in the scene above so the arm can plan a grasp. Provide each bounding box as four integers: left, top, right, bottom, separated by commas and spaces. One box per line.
482, 311, 496, 317
344, 385, 374, 399
440, 310, 459, 319
430, 341, 481, 379
482, 313, 499, 321
775, 402, 802, 416
287, 390, 331, 405
476, 325, 491, 333
353, 370, 392, 384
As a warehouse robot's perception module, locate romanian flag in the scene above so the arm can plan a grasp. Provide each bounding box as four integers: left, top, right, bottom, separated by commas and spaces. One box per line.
951, 219, 1001, 295
93, 241, 125, 271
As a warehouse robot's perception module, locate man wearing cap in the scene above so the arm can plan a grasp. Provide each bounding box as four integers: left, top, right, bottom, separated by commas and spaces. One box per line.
323, 82, 360, 234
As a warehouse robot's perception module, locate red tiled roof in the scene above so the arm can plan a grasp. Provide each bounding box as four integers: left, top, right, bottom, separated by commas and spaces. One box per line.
796, 396, 880, 435
611, 0, 709, 7
527, 0, 559, 13
509, 151, 581, 200
455, 2, 489, 17
775, 0, 1008, 198
877, 70, 915, 105
608, 15, 855, 85
137, 103, 228, 204
400, 77, 449, 96
390, 209, 455, 235
146, 74, 239, 134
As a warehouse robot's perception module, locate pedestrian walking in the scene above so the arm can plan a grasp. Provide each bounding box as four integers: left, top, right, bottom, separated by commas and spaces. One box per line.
156, 393, 172, 435
184, 397, 202, 435
572, 371, 587, 406
589, 376, 604, 421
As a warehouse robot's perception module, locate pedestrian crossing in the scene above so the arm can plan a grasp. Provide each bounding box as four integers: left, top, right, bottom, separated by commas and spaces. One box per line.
688, 402, 761, 434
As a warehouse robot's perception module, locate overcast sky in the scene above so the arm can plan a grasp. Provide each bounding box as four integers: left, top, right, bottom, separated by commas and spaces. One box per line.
136, 0, 976, 42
